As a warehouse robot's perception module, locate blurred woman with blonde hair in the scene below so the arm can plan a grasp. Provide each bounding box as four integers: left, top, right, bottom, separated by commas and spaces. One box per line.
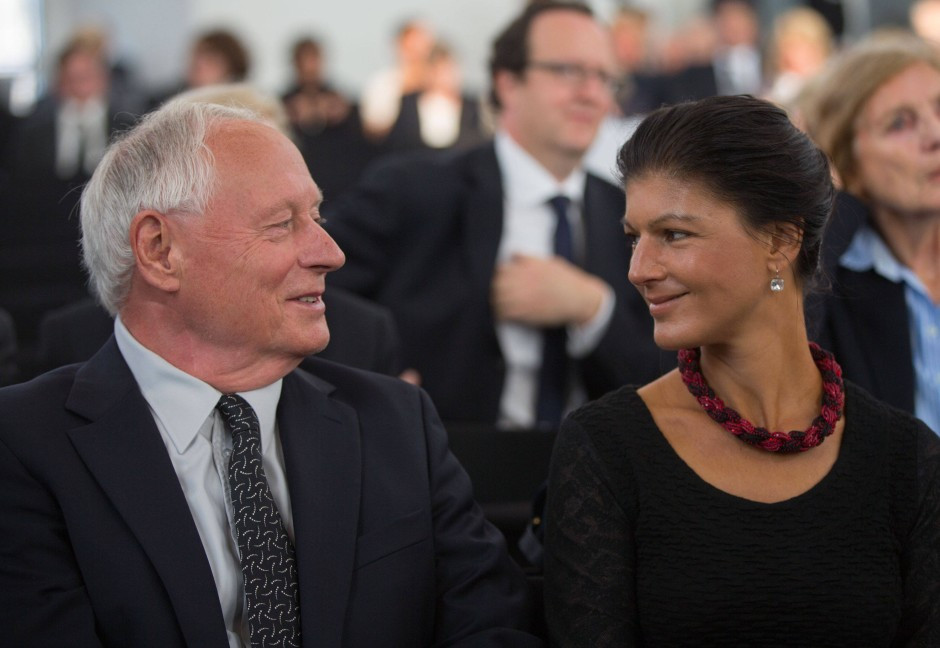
802, 32, 940, 435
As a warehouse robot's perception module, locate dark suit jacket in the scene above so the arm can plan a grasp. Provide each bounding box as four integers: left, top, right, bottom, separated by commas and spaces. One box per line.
384, 92, 485, 154
31, 287, 403, 378
0, 97, 137, 345
0, 307, 14, 386
325, 142, 669, 424
0, 340, 541, 647
809, 192, 915, 414
658, 63, 719, 106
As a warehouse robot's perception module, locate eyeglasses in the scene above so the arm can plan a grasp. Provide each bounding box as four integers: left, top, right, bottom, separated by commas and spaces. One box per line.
525, 61, 622, 94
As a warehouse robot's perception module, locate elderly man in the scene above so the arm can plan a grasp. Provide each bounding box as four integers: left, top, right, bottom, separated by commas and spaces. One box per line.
0, 100, 540, 647
326, 1, 665, 428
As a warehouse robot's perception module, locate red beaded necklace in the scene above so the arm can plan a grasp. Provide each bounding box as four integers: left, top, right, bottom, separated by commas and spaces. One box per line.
677, 342, 845, 453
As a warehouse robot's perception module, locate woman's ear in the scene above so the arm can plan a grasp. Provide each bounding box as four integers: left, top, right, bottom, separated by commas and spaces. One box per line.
768, 222, 803, 272
129, 210, 182, 293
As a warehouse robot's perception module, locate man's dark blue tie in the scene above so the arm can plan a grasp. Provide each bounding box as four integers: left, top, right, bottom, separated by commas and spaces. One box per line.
216, 394, 301, 648
535, 195, 573, 427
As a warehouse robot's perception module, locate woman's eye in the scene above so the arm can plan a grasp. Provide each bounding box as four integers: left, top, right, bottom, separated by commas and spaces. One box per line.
886, 112, 914, 132
664, 230, 688, 242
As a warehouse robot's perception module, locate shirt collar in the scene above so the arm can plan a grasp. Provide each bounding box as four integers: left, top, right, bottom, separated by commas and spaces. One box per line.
114, 316, 283, 454
840, 223, 931, 295
494, 130, 586, 208
59, 97, 106, 121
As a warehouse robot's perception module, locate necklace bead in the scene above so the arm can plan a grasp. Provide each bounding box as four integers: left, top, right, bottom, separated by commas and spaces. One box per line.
677, 343, 845, 453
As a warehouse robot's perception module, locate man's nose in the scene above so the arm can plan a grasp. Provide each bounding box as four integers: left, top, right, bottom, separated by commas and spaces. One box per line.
300, 220, 346, 272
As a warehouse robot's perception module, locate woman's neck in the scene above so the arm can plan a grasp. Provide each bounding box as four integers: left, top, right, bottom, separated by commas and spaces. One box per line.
697, 325, 823, 434
872, 206, 940, 302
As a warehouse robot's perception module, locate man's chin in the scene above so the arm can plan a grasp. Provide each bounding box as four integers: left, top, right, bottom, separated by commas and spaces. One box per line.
304, 329, 331, 358
281, 326, 330, 361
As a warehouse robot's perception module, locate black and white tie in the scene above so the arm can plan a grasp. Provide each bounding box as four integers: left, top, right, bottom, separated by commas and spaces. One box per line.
216, 394, 301, 648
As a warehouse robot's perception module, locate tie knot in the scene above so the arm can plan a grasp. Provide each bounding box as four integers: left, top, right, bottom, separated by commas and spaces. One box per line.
548, 195, 570, 219
548, 195, 574, 262
216, 393, 259, 438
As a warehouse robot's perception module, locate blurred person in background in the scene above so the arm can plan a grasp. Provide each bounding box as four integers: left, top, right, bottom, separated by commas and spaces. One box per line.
609, 6, 660, 117
911, 0, 940, 46
383, 41, 486, 153
326, 1, 666, 428
60, 25, 147, 117
148, 29, 250, 109
763, 6, 835, 110
660, 0, 763, 105
802, 32, 940, 434
360, 19, 435, 141
281, 36, 351, 135
281, 36, 380, 201
0, 32, 136, 354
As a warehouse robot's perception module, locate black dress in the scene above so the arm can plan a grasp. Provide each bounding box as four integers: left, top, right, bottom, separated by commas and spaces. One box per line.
544, 382, 940, 647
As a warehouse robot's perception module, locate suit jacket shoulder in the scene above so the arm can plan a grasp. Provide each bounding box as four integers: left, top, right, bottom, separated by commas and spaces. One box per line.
809, 195, 915, 414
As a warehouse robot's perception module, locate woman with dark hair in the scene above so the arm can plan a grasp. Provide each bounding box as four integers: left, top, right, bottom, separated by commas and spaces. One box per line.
543, 94, 940, 646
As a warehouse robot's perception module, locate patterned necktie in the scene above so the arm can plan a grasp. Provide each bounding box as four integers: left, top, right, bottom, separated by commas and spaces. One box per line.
535, 195, 574, 427
216, 394, 301, 648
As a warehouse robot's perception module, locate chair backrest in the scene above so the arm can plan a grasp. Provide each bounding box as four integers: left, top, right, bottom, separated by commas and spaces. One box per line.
446, 424, 557, 570
445, 424, 556, 504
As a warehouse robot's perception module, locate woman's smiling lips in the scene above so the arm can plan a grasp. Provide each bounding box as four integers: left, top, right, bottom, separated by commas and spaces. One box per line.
644, 292, 687, 316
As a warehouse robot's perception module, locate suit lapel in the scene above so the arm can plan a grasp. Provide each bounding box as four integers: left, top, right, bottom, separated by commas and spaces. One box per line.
836, 268, 915, 412
278, 369, 362, 647
65, 339, 228, 648
459, 144, 505, 300
582, 175, 626, 277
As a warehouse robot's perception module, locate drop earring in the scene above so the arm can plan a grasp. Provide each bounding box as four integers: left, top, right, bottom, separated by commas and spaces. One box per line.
770, 265, 785, 292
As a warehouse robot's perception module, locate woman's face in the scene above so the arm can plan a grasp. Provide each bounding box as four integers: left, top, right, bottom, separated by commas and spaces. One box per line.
852, 62, 940, 218
623, 174, 774, 351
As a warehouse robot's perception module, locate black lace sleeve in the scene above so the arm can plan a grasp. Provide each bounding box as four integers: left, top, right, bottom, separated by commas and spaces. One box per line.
543, 415, 639, 647
897, 422, 940, 647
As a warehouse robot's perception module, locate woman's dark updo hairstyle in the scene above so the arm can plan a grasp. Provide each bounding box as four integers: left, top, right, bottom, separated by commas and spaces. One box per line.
617, 94, 834, 290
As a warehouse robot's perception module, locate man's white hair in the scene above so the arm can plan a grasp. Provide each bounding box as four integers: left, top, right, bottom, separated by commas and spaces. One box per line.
80, 99, 268, 315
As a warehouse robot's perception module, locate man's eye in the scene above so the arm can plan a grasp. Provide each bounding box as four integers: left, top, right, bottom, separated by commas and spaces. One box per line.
624, 233, 638, 249
559, 64, 581, 81
664, 230, 688, 242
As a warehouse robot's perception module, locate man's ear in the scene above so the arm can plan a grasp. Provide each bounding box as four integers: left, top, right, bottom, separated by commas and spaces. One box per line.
129, 210, 182, 293
494, 69, 521, 111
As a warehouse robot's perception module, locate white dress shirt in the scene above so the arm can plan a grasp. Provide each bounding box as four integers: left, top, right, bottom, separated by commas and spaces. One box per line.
114, 317, 294, 648
56, 97, 107, 178
714, 45, 763, 96
417, 91, 461, 148
493, 131, 615, 428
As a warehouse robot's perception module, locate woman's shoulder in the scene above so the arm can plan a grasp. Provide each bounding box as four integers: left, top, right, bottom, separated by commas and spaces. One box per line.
561, 385, 660, 459
568, 384, 649, 427
846, 380, 934, 443
845, 380, 940, 515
